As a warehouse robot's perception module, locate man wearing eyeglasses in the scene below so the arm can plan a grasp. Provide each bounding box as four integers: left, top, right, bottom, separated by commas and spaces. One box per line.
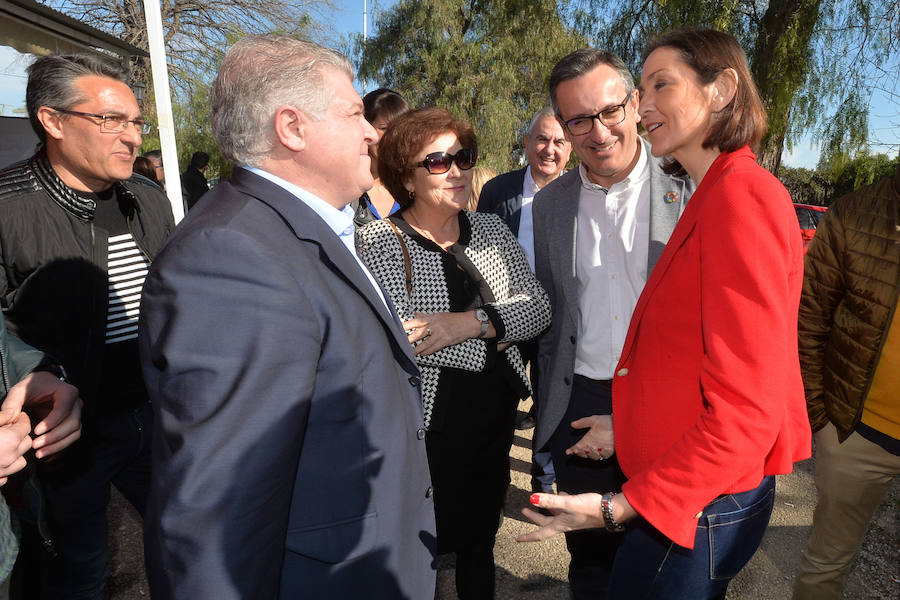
530, 48, 693, 599
0, 53, 173, 597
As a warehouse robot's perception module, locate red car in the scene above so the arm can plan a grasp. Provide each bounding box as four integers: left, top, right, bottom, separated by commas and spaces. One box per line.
793, 203, 827, 254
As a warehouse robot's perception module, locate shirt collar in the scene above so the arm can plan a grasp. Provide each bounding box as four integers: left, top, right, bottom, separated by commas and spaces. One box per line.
243, 166, 355, 238
578, 140, 649, 193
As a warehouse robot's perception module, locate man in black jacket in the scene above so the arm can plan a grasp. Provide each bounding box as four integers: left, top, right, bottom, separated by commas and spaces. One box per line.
0, 53, 174, 598
181, 150, 210, 210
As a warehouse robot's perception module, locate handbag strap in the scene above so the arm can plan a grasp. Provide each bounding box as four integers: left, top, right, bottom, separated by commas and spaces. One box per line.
386, 219, 413, 297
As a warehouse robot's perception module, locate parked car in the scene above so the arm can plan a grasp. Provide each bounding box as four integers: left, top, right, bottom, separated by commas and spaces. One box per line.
794, 203, 828, 254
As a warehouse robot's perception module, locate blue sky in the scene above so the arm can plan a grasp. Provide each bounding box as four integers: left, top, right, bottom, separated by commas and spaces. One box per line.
332, 0, 898, 170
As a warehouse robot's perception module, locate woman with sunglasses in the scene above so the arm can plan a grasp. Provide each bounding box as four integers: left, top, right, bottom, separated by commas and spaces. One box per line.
357, 107, 550, 599
518, 30, 811, 599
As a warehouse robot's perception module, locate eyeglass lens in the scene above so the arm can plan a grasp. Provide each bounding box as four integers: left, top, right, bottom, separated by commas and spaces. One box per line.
565, 96, 630, 135
422, 149, 475, 174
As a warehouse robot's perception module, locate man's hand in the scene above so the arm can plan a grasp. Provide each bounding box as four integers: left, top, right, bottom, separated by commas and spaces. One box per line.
0, 409, 31, 485
2, 372, 82, 459
564, 414, 614, 460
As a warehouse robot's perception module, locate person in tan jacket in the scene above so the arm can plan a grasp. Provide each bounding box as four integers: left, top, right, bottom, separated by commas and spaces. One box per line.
794, 163, 900, 600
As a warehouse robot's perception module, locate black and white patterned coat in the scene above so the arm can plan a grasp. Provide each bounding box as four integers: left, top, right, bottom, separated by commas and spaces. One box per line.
357, 211, 551, 427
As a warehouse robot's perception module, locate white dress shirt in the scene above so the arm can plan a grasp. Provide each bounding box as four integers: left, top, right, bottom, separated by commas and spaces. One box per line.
573, 143, 650, 380
243, 166, 390, 312
517, 166, 541, 272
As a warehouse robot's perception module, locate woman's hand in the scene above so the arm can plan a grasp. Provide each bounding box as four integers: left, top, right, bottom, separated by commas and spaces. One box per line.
517, 491, 637, 542
565, 415, 615, 461
517, 492, 606, 542
404, 311, 495, 356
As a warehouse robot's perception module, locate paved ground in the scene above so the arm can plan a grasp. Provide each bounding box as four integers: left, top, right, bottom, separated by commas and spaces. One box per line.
107, 399, 898, 599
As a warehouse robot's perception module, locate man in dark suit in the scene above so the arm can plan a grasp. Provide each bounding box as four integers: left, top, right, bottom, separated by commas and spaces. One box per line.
531, 49, 693, 599
139, 35, 436, 599
478, 107, 570, 493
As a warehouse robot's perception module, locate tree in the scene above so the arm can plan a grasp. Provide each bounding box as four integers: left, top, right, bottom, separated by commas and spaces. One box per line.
570, 0, 900, 173
46, 0, 332, 95
354, 0, 586, 172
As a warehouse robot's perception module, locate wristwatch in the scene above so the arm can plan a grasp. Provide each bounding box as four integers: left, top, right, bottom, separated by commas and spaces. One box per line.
474, 308, 490, 338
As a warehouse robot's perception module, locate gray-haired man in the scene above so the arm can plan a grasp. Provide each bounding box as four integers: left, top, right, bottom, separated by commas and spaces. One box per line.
478, 107, 571, 493
139, 35, 436, 599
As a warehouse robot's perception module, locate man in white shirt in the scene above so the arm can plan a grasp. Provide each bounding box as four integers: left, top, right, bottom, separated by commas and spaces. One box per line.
531, 48, 692, 599
139, 34, 436, 600
478, 107, 571, 493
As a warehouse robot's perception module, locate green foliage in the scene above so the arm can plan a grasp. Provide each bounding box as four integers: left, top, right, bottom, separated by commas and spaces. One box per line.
568, 0, 899, 173
780, 150, 898, 205
354, 0, 586, 173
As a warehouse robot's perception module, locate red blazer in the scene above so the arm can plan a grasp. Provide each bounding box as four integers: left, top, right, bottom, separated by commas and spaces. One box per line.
613, 147, 812, 548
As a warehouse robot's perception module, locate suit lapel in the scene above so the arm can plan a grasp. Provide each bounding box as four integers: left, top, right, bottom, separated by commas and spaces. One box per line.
548, 172, 581, 321
506, 168, 527, 236
229, 169, 418, 370
645, 138, 692, 275
619, 159, 707, 365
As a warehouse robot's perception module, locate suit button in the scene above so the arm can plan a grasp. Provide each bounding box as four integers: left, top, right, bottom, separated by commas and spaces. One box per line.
425, 486, 433, 498
570, 336, 576, 344
416, 428, 426, 440
409, 376, 421, 386
563, 376, 571, 386
617, 368, 629, 377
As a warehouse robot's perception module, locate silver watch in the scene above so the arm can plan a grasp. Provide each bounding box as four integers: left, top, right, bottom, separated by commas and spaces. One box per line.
474, 308, 490, 338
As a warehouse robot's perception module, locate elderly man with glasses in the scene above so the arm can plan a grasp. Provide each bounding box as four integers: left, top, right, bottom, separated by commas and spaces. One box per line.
0, 53, 173, 597
529, 48, 694, 599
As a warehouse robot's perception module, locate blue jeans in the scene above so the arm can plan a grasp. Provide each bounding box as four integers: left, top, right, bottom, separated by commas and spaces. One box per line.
607, 476, 775, 600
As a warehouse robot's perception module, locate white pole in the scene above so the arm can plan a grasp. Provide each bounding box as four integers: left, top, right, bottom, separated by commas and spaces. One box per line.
362, 0, 367, 95
142, 0, 184, 223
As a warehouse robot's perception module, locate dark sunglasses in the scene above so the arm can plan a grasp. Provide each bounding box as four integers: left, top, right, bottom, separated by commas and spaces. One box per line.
416, 149, 476, 174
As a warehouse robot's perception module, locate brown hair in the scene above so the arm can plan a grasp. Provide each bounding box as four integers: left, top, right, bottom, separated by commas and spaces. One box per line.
377, 107, 478, 209
643, 29, 767, 172
132, 156, 159, 183
363, 88, 409, 125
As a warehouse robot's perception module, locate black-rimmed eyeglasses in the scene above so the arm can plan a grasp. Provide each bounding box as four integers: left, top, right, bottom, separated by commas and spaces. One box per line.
561, 94, 632, 136
52, 108, 152, 134
416, 149, 476, 174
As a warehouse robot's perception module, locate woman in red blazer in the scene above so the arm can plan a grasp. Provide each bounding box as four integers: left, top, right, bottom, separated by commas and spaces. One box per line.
519, 29, 811, 599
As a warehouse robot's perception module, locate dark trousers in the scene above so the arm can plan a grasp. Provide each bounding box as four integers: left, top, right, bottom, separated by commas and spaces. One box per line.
14, 403, 153, 600
607, 476, 775, 599
454, 534, 497, 600
520, 340, 555, 493
548, 375, 625, 600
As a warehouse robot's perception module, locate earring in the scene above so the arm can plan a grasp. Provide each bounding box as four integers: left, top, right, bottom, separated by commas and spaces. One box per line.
408, 189, 415, 201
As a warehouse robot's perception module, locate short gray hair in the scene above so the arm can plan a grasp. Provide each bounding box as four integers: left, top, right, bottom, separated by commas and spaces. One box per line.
26, 54, 127, 143
211, 34, 353, 166
526, 107, 557, 136
549, 48, 635, 116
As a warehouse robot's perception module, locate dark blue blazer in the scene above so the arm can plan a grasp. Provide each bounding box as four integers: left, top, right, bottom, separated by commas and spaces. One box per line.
139, 168, 436, 599
477, 167, 527, 235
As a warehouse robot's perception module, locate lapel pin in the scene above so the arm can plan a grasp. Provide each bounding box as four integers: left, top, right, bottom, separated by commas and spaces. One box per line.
664, 191, 679, 204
